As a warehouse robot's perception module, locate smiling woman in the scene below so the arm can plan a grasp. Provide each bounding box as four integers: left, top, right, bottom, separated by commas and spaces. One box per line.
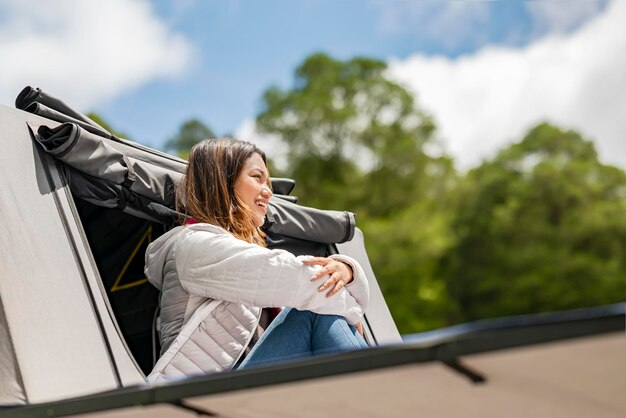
177, 138, 272, 245
234, 152, 272, 227
145, 137, 370, 382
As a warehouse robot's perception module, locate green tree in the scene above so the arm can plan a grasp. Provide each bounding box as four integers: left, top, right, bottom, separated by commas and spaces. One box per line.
363, 199, 457, 332
257, 53, 452, 214
165, 118, 215, 159
443, 123, 626, 322
257, 52, 457, 333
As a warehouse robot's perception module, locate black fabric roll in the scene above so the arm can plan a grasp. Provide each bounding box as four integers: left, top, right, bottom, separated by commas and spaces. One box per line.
265, 197, 355, 244
66, 166, 178, 225
16, 86, 110, 137
25, 102, 112, 139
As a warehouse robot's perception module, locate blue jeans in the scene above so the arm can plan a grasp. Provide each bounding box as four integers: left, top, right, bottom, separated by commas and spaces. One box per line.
237, 308, 368, 369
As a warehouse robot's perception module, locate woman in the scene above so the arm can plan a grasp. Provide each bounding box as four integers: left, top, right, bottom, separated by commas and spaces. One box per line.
145, 137, 369, 383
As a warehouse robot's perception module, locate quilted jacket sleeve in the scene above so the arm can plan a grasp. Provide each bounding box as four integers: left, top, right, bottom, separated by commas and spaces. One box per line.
174, 225, 368, 325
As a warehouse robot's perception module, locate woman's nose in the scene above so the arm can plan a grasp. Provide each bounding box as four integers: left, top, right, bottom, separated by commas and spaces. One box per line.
261, 185, 272, 198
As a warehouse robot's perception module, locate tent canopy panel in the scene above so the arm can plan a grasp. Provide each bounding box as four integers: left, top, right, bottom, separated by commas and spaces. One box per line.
0, 106, 119, 403
0, 297, 24, 404
183, 333, 625, 418
337, 229, 401, 345
44, 404, 196, 418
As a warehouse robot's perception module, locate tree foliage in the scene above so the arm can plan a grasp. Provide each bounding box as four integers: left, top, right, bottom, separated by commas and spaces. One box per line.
442, 123, 626, 322
165, 118, 215, 159
257, 53, 452, 215
257, 53, 457, 332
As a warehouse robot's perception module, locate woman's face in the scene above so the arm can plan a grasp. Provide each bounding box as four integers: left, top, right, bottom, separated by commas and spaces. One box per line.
234, 152, 272, 227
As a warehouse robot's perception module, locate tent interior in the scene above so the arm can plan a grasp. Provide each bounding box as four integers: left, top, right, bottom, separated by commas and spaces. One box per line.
71, 199, 165, 374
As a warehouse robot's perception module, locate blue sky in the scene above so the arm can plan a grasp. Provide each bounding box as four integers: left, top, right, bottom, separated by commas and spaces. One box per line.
1, 0, 623, 169
98, 0, 545, 143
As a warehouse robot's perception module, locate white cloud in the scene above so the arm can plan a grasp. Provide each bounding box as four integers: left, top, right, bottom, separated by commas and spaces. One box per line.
0, 0, 192, 110
386, 0, 626, 170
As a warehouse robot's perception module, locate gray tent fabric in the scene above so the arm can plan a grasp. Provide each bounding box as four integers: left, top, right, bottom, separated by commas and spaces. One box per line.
269, 177, 296, 196
1, 105, 146, 406
0, 298, 25, 405
29, 116, 355, 243
64, 166, 179, 225
32, 122, 180, 208
15, 86, 110, 138
23, 102, 112, 139
36, 123, 134, 181
265, 197, 355, 244
18, 86, 189, 174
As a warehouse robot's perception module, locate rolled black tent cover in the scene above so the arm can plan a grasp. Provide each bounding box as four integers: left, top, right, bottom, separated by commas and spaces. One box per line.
16, 85, 111, 137
17, 86, 355, 243
30, 121, 182, 225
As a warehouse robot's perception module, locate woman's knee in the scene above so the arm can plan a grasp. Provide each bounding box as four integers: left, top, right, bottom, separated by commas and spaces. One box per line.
284, 309, 348, 328
311, 312, 348, 328
281, 308, 316, 324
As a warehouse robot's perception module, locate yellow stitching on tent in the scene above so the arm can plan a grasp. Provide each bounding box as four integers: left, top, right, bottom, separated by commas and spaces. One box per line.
110, 225, 152, 292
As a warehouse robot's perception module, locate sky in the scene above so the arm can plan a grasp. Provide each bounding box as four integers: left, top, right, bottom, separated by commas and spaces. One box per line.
0, 0, 623, 171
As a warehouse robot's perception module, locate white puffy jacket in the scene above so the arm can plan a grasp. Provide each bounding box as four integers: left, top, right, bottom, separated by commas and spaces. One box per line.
145, 223, 369, 383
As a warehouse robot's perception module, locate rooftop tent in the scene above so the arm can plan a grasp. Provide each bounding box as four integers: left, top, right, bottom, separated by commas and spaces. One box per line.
0, 88, 400, 405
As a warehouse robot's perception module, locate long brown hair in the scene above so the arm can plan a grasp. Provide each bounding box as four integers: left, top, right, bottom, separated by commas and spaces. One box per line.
176, 137, 269, 245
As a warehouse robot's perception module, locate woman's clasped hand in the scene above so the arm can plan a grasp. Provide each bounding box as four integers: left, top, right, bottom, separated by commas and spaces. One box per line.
304, 257, 363, 335
305, 257, 354, 297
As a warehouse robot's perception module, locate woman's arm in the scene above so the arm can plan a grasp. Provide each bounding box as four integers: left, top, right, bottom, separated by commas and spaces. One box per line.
174, 225, 368, 324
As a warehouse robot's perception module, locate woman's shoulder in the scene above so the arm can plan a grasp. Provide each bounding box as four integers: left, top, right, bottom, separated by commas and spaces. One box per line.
184, 222, 229, 235
174, 222, 261, 267
176, 223, 264, 256
177, 223, 241, 247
